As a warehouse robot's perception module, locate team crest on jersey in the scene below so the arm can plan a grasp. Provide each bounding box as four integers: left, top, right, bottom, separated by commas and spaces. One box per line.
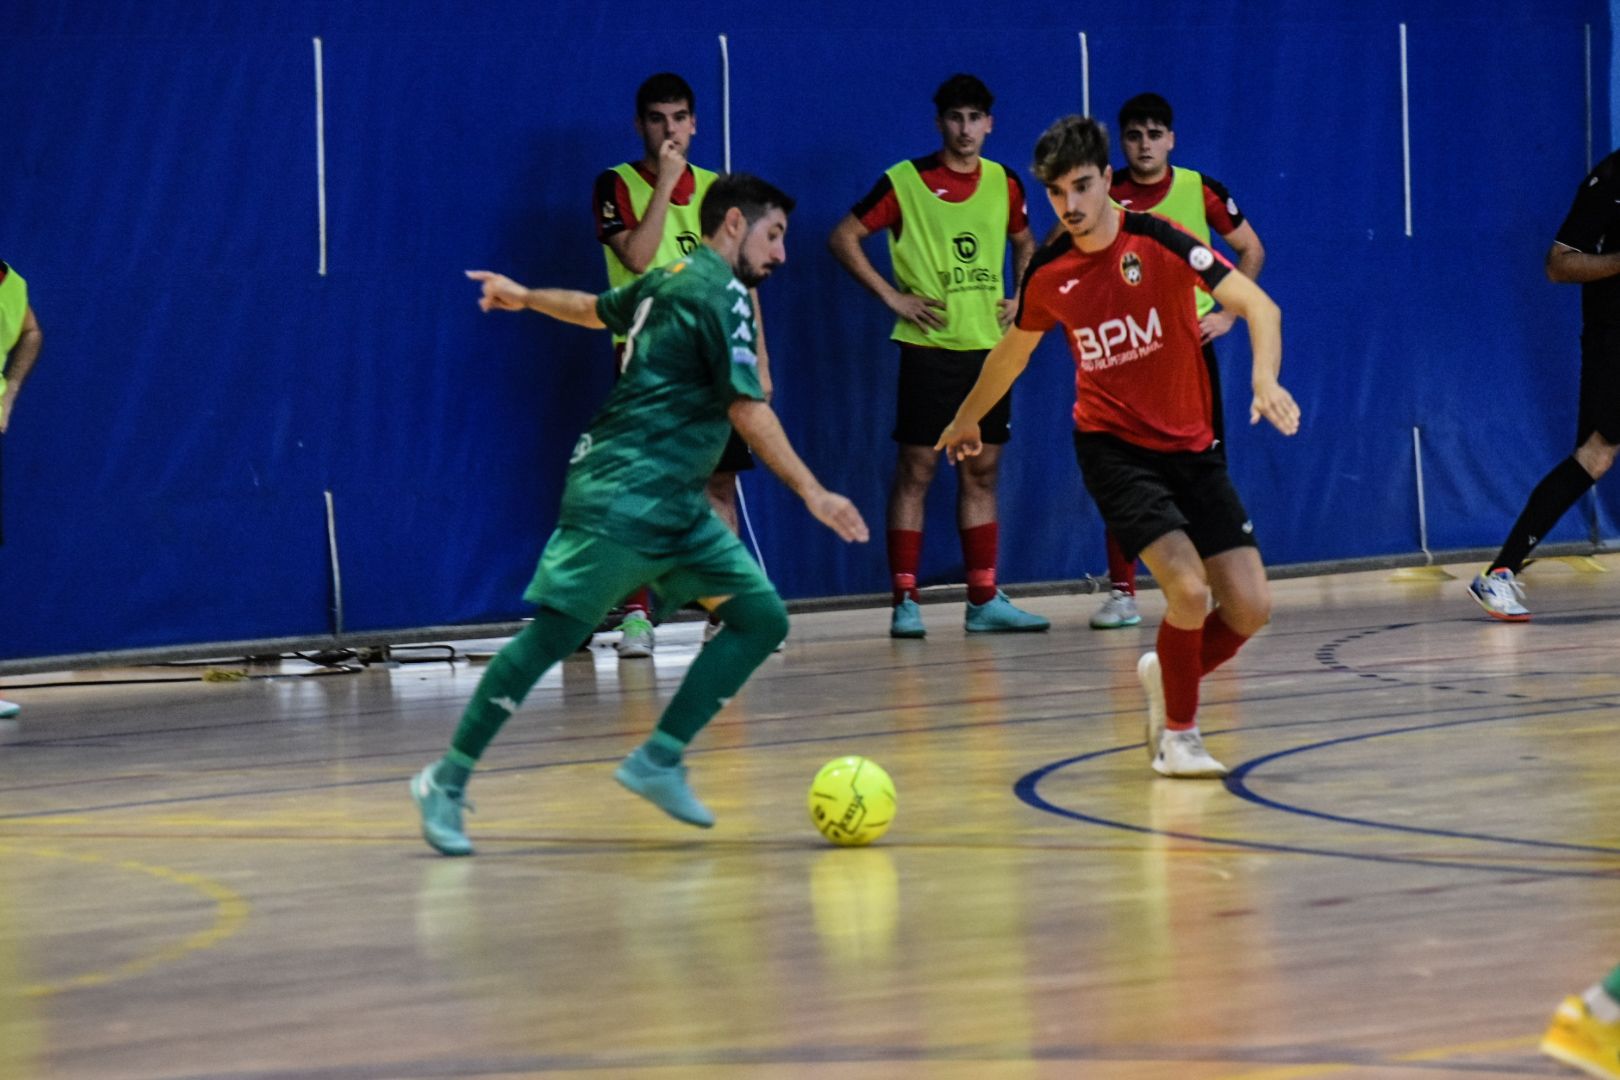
676, 231, 700, 255
952, 232, 979, 261
1120, 252, 1143, 286
1189, 246, 1214, 271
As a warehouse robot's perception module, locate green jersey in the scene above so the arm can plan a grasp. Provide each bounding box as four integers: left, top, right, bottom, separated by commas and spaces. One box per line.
561, 245, 765, 551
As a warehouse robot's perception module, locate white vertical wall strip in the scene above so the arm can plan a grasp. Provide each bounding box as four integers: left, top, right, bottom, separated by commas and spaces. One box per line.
718, 31, 767, 571
1079, 32, 1091, 117
1584, 23, 1594, 171
719, 33, 733, 173
313, 37, 328, 276
1399, 23, 1413, 238
1412, 428, 1434, 563
325, 490, 344, 637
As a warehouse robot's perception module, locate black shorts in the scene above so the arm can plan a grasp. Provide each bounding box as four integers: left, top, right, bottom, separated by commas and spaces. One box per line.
715, 428, 755, 474
1073, 431, 1256, 563
1577, 324, 1620, 445
893, 344, 1011, 447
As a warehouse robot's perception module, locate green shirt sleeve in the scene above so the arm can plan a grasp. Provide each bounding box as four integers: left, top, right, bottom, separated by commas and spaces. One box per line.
594, 272, 653, 337
700, 279, 765, 404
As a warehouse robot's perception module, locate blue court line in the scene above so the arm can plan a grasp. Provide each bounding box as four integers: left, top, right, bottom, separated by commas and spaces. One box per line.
1014, 707, 1620, 880
1225, 705, 1620, 855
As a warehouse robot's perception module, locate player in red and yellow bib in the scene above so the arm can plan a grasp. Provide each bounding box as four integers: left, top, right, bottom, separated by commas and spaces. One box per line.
938, 116, 1301, 779
592, 73, 770, 655
829, 74, 1046, 640
1091, 92, 1268, 630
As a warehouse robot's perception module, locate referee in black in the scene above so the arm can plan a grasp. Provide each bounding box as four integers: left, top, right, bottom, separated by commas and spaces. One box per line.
1468, 149, 1620, 621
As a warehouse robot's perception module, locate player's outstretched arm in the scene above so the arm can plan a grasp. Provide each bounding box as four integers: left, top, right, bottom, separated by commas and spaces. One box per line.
936, 326, 1042, 462
1210, 271, 1300, 436
728, 398, 869, 543
464, 270, 606, 329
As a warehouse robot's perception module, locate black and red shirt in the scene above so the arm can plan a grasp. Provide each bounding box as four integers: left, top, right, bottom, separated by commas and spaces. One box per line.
1554, 148, 1620, 329
593, 163, 700, 243
1110, 169, 1245, 237
851, 153, 1030, 239
1016, 211, 1233, 452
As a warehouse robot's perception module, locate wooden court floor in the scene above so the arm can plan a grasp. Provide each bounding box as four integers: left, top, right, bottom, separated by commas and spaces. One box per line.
2, 557, 1618, 1079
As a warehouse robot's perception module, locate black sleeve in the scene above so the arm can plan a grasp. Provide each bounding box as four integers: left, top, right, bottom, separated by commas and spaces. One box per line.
849, 173, 895, 222
1554, 151, 1620, 254
1199, 174, 1246, 231
1127, 211, 1233, 292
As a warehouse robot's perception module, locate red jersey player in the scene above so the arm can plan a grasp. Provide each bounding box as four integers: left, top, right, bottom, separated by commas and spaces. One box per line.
937, 115, 1301, 778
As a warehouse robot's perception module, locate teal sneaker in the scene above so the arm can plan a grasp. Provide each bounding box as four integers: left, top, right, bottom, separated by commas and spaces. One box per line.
410, 763, 474, 856
964, 591, 1050, 633
889, 598, 926, 639
614, 747, 715, 828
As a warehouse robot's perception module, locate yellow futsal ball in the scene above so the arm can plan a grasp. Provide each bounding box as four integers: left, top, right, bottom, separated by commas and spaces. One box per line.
807, 756, 896, 846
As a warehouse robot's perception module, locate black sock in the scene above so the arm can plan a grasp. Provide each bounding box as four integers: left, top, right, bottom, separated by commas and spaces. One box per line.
1491, 456, 1595, 573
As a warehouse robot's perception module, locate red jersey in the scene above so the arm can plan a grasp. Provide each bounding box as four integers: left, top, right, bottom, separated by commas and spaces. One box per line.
1016, 211, 1233, 453
851, 153, 1029, 239
593, 163, 700, 242
1110, 168, 1244, 236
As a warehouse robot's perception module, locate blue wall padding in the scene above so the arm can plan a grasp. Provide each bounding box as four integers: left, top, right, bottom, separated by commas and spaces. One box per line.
0, 1, 1611, 658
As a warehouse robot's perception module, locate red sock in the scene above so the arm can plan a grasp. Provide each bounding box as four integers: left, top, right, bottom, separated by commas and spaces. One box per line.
1105, 530, 1136, 595
1200, 609, 1250, 675
623, 588, 652, 616
960, 522, 999, 605
887, 529, 923, 604
1156, 621, 1203, 731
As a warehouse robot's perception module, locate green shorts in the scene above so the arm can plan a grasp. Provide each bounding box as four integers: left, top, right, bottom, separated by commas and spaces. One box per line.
524, 517, 776, 624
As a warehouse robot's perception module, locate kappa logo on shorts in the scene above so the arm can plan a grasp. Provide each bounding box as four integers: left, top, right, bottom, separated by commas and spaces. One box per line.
570, 433, 593, 464
1189, 246, 1215, 272
1120, 252, 1143, 286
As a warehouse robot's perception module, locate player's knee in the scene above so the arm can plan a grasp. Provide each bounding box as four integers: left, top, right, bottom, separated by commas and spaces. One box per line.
894, 456, 938, 491
718, 591, 789, 650
1160, 573, 1210, 615
1225, 599, 1271, 637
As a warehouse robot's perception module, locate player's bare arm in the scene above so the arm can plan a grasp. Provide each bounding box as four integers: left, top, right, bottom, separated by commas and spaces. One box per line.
935, 326, 1043, 462
465, 270, 606, 329
1209, 272, 1300, 436
828, 213, 947, 331
1546, 242, 1620, 284
1201, 220, 1266, 342
606, 140, 687, 275
0, 304, 42, 434
1000, 228, 1036, 329
729, 398, 869, 543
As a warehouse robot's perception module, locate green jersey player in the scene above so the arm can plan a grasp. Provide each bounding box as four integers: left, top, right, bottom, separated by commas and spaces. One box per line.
411, 175, 868, 855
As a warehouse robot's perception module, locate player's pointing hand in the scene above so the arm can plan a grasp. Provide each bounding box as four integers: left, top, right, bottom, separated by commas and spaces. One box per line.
466, 270, 529, 313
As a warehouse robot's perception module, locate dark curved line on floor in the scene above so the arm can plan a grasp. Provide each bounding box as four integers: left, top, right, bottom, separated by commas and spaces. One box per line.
1014, 738, 1620, 880
1223, 703, 1620, 853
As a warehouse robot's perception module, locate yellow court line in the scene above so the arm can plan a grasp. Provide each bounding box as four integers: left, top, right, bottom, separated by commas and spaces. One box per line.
0, 842, 251, 998
1219, 1035, 1537, 1080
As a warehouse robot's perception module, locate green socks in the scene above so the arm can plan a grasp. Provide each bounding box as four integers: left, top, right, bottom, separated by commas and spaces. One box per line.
648, 591, 788, 751
447, 608, 594, 766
